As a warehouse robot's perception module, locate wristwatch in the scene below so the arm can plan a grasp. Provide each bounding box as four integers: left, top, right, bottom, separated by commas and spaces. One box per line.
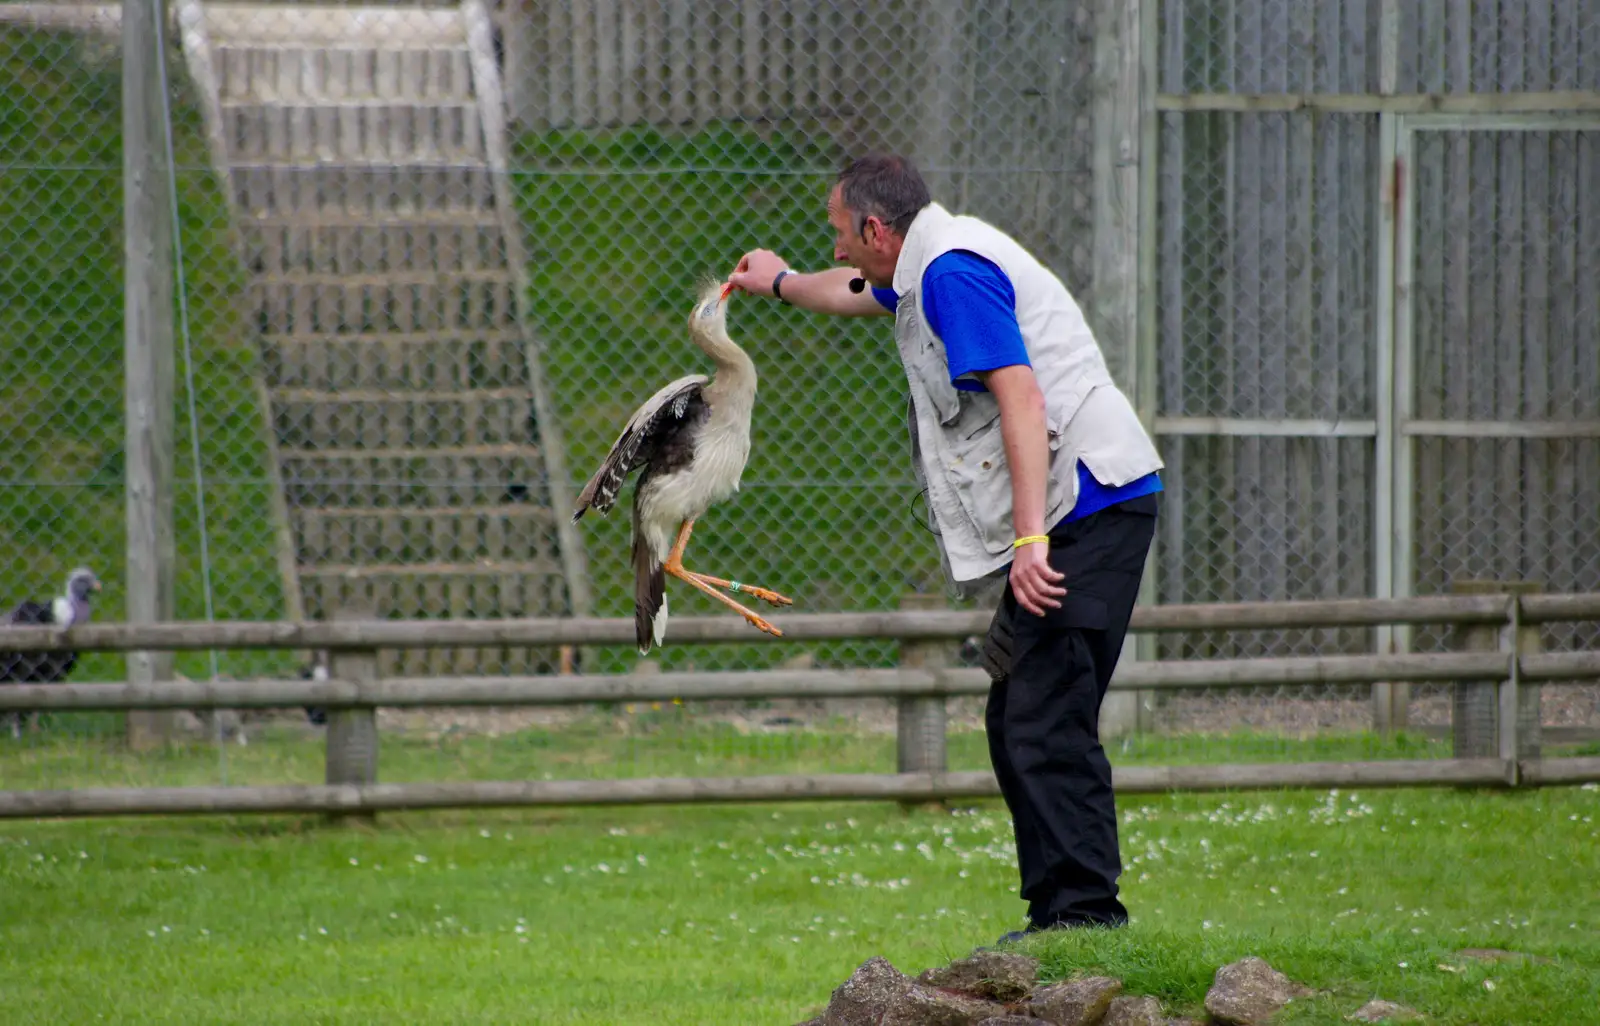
772, 269, 793, 303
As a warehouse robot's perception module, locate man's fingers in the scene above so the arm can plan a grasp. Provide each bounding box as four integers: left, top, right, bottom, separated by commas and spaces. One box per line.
1015, 572, 1062, 616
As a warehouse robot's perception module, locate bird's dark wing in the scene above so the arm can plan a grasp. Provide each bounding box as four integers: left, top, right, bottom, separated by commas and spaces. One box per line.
1, 600, 63, 682
572, 375, 709, 519
5, 601, 54, 626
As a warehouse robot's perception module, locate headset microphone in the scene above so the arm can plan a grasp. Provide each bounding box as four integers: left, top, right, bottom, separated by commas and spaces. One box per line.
848, 277, 866, 294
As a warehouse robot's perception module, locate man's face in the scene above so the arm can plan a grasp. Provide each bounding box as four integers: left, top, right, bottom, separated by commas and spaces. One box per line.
828, 185, 902, 288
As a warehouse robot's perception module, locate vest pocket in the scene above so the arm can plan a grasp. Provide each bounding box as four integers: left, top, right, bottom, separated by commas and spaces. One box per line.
945, 427, 1016, 555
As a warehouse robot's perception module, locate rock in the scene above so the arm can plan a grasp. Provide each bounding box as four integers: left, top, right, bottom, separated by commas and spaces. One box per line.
884, 985, 1005, 1026
1348, 999, 1421, 1022
975, 1018, 1055, 1026
824, 957, 915, 1026
793, 1019, 825, 1026
1022, 976, 1123, 1025
918, 952, 1040, 1002
1204, 957, 1313, 1025
823, 957, 1003, 1026
1103, 995, 1164, 1026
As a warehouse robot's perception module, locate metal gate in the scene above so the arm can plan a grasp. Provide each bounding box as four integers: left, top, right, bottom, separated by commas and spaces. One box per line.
1391, 116, 1600, 655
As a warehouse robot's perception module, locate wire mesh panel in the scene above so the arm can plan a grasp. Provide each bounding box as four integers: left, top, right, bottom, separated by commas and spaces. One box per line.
1404, 125, 1600, 744
1154, 110, 1380, 644
1159, 0, 1380, 95
1398, 0, 1600, 94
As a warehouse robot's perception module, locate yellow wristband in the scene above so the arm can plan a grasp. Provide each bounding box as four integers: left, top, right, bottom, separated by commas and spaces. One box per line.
1012, 534, 1049, 549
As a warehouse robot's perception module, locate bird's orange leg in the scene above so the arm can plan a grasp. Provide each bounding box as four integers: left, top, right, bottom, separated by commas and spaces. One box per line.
661, 518, 790, 636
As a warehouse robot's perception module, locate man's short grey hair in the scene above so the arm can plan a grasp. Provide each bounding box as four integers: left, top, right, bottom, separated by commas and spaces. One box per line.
835, 153, 931, 237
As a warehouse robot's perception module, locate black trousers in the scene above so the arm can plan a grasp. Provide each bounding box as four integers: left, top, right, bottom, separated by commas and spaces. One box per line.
980, 493, 1158, 929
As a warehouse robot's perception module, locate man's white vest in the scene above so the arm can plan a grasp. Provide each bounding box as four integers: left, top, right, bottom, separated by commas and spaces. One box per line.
891, 202, 1164, 591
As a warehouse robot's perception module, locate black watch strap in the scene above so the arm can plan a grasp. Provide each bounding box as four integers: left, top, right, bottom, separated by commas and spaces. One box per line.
772, 269, 793, 303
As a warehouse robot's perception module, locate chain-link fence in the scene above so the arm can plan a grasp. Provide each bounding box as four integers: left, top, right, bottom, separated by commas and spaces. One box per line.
2, 0, 1598, 792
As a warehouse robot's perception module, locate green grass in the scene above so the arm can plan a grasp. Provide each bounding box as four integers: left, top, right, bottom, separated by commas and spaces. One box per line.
0, 29, 292, 679
1, 779, 1596, 1024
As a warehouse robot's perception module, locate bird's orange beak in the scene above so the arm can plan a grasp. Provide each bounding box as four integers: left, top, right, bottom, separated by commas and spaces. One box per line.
719, 282, 735, 302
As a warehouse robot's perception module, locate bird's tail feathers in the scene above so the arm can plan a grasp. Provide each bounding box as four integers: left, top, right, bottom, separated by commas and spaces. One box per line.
633, 521, 667, 655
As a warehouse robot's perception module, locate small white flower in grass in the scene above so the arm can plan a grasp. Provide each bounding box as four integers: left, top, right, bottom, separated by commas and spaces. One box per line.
390, 913, 398, 919
146, 931, 156, 938
1483, 979, 1497, 991
636, 854, 648, 866
728, 913, 738, 921
1398, 962, 1408, 968
414, 854, 428, 864
318, 927, 328, 935
78, 851, 87, 860
563, 865, 573, 873
1202, 921, 1214, 930
200, 929, 209, 936
349, 858, 358, 866
161, 926, 170, 933
609, 827, 628, 836
298, 934, 306, 941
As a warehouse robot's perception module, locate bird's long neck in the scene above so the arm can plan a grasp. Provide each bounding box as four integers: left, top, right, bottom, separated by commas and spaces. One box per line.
693, 324, 757, 414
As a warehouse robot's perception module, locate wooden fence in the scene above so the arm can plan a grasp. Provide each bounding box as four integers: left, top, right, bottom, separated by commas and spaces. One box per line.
2, 590, 1599, 819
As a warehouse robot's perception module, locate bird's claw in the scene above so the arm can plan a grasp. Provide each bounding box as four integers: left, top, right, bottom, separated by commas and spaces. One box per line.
737, 584, 792, 608
745, 613, 783, 638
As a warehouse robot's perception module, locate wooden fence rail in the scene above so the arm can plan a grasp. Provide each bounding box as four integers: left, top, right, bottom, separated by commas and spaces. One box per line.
2, 591, 1599, 820
0, 593, 1545, 653
10, 651, 1599, 713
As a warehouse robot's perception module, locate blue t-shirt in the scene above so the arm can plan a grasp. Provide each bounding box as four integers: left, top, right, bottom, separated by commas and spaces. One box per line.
874, 250, 1162, 524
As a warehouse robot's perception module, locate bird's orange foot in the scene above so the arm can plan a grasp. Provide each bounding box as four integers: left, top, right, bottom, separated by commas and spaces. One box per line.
739, 607, 785, 638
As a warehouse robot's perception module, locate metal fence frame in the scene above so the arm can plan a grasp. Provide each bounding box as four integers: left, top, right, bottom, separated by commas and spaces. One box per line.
3, 590, 1598, 819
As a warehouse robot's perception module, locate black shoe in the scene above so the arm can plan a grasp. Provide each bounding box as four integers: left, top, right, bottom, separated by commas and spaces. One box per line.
976, 922, 1048, 951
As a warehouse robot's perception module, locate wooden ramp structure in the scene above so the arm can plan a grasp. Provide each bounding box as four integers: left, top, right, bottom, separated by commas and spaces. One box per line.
176, 0, 591, 674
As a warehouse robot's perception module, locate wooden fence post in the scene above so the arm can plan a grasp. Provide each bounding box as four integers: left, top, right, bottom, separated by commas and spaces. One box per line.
1451, 580, 1542, 763
325, 593, 379, 822
1512, 586, 1544, 762
123, 0, 178, 751
897, 593, 948, 789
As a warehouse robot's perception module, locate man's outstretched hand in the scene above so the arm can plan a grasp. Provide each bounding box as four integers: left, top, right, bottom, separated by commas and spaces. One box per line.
727, 250, 791, 298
